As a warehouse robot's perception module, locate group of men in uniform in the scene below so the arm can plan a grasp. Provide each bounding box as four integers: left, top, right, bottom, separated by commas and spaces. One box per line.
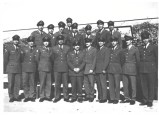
4, 18, 157, 108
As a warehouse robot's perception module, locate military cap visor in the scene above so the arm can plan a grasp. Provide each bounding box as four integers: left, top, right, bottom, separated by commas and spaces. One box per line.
66, 18, 72, 23
141, 31, 150, 40
97, 20, 104, 25
71, 23, 78, 29
85, 38, 92, 43
47, 24, 54, 29
124, 35, 133, 41
42, 36, 50, 42
37, 20, 44, 26
12, 35, 20, 41
110, 37, 118, 42
27, 36, 35, 42
58, 21, 66, 28
108, 21, 114, 27
85, 25, 92, 30
73, 41, 80, 46
98, 38, 105, 42
57, 35, 64, 41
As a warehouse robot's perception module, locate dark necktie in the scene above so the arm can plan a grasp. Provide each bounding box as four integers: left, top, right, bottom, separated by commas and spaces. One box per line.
30, 47, 33, 52
60, 45, 62, 50
110, 31, 112, 36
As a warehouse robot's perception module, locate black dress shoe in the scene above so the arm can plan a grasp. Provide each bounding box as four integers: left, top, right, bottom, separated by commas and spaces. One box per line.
64, 98, 69, 102
108, 100, 114, 103
69, 99, 76, 103
83, 97, 89, 101
147, 102, 153, 107
89, 98, 94, 102
23, 98, 30, 102
139, 102, 148, 106
130, 100, 135, 105
113, 100, 119, 104
99, 99, 107, 103
14, 98, 21, 102
30, 98, 35, 102
53, 98, 60, 103
77, 98, 83, 103
120, 99, 130, 103
39, 98, 45, 102
9, 98, 14, 102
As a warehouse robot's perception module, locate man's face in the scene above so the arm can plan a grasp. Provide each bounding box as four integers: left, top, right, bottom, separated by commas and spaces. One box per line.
13, 40, 19, 45
48, 29, 54, 34
86, 30, 91, 35
74, 45, 80, 51
58, 40, 64, 45
86, 42, 91, 47
109, 26, 114, 31
43, 41, 49, 47
112, 41, 118, 47
98, 41, 105, 47
143, 38, 149, 45
28, 42, 34, 47
72, 28, 77, 33
59, 27, 64, 32
38, 26, 44, 31
126, 40, 132, 46
97, 24, 104, 30
67, 23, 72, 27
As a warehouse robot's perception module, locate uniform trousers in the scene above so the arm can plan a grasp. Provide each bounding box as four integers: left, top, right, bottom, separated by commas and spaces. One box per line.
54, 72, 69, 99
95, 73, 107, 100
22, 72, 36, 99
39, 71, 51, 99
140, 73, 156, 102
8, 73, 21, 99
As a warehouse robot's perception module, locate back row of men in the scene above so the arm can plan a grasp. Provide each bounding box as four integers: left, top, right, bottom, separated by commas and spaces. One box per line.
4, 18, 158, 108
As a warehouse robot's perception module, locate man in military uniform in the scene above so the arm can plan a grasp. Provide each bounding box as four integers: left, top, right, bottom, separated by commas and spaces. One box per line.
52, 35, 70, 103
21, 36, 37, 102
107, 21, 122, 48
36, 36, 53, 102
47, 24, 56, 47
121, 35, 140, 105
94, 20, 110, 48
139, 31, 158, 107
64, 17, 73, 35
83, 24, 96, 48
95, 37, 110, 103
67, 40, 85, 103
107, 37, 123, 104
68, 23, 84, 50
83, 38, 97, 102
4, 35, 22, 102
54, 21, 69, 46
31, 20, 48, 46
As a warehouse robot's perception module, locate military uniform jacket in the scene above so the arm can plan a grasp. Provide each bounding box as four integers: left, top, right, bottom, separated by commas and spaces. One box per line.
52, 45, 70, 72
95, 46, 110, 73
36, 46, 53, 72
138, 43, 158, 73
84, 46, 97, 74
47, 33, 56, 47
67, 50, 85, 76
64, 27, 72, 35
109, 30, 122, 48
107, 45, 123, 74
95, 29, 111, 48
21, 46, 37, 72
31, 30, 48, 46
68, 32, 84, 50
4, 43, 22, 73
122, 45, 140, 75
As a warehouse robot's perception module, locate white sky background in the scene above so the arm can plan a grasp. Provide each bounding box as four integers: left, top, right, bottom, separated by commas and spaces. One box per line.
0, 0, 158, 40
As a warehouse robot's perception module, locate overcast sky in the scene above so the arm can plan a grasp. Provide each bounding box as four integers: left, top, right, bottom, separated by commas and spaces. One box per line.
0, 0, 158, 40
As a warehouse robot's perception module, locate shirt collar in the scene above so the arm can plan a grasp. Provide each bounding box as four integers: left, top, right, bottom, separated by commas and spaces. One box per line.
146, 42, 150, 48
128, 44, 133, 50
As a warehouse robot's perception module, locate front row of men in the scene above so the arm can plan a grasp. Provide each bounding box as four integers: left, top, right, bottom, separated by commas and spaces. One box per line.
4, 31, 157, 107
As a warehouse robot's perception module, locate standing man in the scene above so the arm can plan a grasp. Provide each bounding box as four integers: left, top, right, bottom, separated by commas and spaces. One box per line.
95, 37, 110, 103
121, 35, 140, 105
52, 35, 70, 103
36, 36, 53, 102
31, 20, 48, 46
107, 21, 122, 48
68, 23, 84, 50
67, 40, 85, 103
83, 24, 96, 48
54, 21, 69, 46
64, 17, 73, 35
47, 24, 56, 47
21, 36, 37, 102
83, 38, 97, 102
4, 35, 22, 102
139, 31, 158, 107
107, 37, 123, 104
94, 20, 110, 48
